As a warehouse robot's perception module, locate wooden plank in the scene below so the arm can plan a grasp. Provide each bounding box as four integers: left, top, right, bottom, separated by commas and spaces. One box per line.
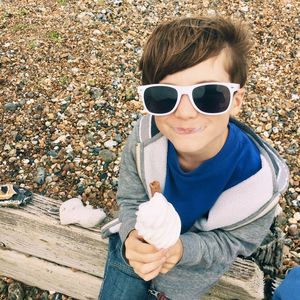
0, 194, 264, 299
0, 249, 264, 300
0, 248, 101, 300
203, 258, 264, 300
0, 195, 108, 277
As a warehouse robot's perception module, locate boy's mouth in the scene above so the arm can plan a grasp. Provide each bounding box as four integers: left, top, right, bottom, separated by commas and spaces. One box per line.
173, 127, 203, 135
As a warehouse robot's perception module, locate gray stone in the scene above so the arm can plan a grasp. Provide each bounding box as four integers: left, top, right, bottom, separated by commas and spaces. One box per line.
35, 167, 46, 185
287, 145, 297, 154
48, 150, 58, 158
115, 134, 122, 143
4, 102, 17, 112
99, 149, 116, 163
90, 87, 103, 99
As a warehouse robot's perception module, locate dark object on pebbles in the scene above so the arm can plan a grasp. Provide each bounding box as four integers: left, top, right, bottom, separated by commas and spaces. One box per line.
40, 291, 50, 300
264, 277, 283, 299
8, 282, 24, 300
0, 279, 8, 295
52, 292, 62, 300
251, 225, 285, 276
0, 184, 32, 207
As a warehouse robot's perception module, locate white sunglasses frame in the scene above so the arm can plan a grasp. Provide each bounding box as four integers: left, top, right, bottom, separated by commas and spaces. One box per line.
138, 82, 240, 116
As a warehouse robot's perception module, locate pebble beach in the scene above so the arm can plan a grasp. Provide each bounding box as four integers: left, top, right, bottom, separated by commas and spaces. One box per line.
0, 0, 299, 299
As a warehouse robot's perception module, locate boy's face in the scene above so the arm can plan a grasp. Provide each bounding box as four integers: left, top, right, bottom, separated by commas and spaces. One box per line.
154, 49, 244, 164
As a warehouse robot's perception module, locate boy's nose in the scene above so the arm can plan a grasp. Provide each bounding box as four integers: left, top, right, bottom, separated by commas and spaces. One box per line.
174, 94, 198, 119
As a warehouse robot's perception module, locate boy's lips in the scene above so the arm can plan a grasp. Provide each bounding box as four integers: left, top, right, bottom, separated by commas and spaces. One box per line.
173, 127, 203, 135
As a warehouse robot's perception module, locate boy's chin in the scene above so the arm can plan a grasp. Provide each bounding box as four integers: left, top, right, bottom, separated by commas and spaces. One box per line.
172, 141, 207, 156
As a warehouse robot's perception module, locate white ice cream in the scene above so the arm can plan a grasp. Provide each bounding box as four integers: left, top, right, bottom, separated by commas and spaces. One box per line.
135, 192, 181, 249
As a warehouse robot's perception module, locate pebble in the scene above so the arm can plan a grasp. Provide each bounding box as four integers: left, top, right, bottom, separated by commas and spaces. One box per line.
99, 149, 116, 163
89, 87, 103, 99
77, 183, 85, 194
48, 150, 58, 158
288, 224, 298, 236
287, 145, 297, 155
288, 218, 298, 224
93, 29, 101, 35
294, 212, 300, 221
104, 140, 118, 149
77, 119, 88, 127
115, 134, 122, 143
77, 12, 94, 20
40, 291, 50, 300
265, 123, 272, 130
4, 102, 18, 111
35, 167, 46, 185
256, 126, 262, 133
240, 6, 249, 12
65, 144, 73, 154
272, 127, 279, 133
292, 200, 300, 208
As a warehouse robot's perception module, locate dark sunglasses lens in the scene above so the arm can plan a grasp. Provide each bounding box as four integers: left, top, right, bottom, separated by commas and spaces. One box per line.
144, 86, 177, 114
193, 85, 230, 113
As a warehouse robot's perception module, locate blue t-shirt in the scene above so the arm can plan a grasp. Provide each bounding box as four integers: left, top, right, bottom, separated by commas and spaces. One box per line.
164, 122, 261, 233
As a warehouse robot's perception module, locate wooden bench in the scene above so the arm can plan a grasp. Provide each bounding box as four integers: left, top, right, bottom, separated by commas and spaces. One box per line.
0, 194, 264, 300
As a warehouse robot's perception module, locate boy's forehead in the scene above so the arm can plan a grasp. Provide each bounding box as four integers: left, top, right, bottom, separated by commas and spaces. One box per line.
160, 50, 231, 85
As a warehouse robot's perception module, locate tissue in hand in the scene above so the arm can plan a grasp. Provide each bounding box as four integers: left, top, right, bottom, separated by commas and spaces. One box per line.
135, 192, 181, 249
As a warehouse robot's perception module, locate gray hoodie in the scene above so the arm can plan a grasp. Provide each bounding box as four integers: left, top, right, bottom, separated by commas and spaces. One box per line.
102, 115, 289, 299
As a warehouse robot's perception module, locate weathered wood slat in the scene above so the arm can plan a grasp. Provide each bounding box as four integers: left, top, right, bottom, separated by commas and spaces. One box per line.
0, 195, 107, 277
202, 257, 264, 300
0, 194, 264, 299
0, 248, 101, 300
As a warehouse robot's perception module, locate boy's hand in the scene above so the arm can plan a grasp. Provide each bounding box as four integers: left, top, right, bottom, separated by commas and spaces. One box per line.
125, 230, 167, 281
160, 238, 183, 274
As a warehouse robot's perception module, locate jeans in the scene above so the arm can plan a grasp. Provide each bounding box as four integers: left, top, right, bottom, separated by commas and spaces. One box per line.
98, 234, 169, 300
272, 266, 300, 300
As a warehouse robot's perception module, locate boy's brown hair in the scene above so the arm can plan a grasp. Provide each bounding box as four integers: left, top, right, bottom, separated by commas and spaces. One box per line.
139, 16, 252, 87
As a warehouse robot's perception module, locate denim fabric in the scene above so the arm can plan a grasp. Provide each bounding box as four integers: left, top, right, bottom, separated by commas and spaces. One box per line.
98, 234, 167, 300
272, 266, 300, 300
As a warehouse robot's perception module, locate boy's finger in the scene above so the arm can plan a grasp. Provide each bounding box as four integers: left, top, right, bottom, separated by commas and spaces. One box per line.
127, 249, 166, 263
127, 231, 160, 254
137, 264, 163, 281
129, 258, 164, 280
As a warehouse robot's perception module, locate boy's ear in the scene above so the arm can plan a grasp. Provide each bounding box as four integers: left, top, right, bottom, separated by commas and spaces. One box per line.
230, 88, 245, 116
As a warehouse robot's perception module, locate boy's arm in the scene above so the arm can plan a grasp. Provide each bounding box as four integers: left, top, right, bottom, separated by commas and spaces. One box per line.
116, 122, 149, 243
177, 206, 276, 267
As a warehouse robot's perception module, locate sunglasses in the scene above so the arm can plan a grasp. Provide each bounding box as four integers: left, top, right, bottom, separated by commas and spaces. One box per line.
138, 82, 240, 116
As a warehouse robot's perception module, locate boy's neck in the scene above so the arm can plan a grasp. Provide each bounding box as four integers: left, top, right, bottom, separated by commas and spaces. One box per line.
178, 154, 204, 172
177, 127, 229, 172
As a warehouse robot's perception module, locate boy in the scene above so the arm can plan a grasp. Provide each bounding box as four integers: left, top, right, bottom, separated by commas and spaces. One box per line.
99, 16, 289, 299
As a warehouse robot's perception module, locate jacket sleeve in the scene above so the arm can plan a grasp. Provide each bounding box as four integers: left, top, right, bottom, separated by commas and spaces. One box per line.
116, 121, 149, 243
178, 206, 276, 268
